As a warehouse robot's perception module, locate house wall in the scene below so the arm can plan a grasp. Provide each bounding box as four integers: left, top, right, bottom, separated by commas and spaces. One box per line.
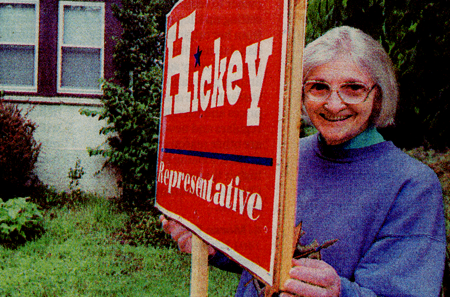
1, 0, 123, 197
11, 97, 120, 197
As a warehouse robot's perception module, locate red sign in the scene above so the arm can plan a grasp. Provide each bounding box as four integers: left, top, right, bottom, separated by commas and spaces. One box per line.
156, 0, 289, 285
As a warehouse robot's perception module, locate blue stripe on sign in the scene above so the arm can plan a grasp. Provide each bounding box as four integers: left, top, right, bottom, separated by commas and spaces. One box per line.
162, 148, 273, 166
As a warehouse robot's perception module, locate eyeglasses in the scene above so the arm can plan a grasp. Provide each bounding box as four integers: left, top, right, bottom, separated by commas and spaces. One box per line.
303, 80, 377, 104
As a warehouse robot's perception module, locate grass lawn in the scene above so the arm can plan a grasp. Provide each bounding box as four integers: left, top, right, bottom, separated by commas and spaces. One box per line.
0, 196, 240, 296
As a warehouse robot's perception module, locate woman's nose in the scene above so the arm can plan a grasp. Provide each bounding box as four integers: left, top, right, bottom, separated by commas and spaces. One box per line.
324, 91, 346, 112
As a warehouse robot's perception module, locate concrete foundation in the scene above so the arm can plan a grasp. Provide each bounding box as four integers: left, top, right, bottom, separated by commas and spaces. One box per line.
9, 96, 120, 197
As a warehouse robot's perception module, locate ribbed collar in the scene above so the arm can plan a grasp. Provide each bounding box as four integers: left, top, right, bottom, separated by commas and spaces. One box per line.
318, 126, 385, 150
314, 127, 390, 162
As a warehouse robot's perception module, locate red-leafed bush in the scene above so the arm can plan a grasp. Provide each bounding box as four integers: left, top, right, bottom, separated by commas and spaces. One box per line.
0, 96, 41, 200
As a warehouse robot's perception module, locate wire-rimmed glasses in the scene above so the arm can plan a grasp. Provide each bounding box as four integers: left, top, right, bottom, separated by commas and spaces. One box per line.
303, 80, 377, 104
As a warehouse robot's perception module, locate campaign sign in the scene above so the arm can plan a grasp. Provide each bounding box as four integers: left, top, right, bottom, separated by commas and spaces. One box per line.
156, 0, 289, 285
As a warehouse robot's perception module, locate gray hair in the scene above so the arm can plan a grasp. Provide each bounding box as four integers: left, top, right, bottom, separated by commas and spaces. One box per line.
302, 26, 398, 127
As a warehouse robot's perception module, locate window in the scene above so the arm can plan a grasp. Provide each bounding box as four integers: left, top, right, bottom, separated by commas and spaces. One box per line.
0, 0, 39, 92
58, 1, 105, 95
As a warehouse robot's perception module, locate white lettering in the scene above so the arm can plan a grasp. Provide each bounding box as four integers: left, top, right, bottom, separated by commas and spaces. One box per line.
238, 189, 251, 215
245, 37, 273, 126
190, 176, 196, 194
192, 71, 199, 112
157, 162, 165, 184
212, 38, 227, 108
247, 193, 262, 220
200, 65, 212, 111
206, 175, 214, 202
158, 167, 263, 221
226, 51, 243, 105
164, 11, 196, 115
184, 173, 191, 192
196, 177, 204, 199
214, 183, 226, 205
168, 170, 178, 194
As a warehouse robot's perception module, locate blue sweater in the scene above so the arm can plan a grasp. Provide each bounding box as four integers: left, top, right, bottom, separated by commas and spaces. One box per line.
211, 134, 446, 296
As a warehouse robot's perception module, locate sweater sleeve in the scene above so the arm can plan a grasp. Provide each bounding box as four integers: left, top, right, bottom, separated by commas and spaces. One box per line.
208, 250, 243, 274
339, 168, 446, 297
339, 237, 445, 296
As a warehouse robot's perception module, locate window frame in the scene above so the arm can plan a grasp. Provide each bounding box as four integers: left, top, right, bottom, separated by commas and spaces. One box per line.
57, 1, 105, 95
0, 0, 39, 92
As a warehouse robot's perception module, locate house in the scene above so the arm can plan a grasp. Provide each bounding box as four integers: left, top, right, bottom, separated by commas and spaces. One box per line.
1, 0, 122, 196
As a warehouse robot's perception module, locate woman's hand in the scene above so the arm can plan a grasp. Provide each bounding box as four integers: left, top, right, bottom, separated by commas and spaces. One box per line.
159, 215, 216, 255
280, 258, 341, 297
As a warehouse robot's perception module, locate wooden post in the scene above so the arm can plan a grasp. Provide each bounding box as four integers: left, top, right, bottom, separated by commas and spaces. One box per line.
265, 0, 307, 295
190, 234, 209, 297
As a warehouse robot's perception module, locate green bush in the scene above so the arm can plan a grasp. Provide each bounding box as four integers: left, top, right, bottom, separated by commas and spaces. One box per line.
83, 70, 162, 205
0, 197, 44, 248
113, 207, 175, 249
0, 99, 41, 200
82, 0, 175, 206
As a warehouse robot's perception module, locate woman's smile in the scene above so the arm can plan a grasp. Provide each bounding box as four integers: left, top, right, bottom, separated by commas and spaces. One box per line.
319, 113, 353, 122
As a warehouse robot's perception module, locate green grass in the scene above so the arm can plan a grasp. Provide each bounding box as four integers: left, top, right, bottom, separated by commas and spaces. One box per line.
0, 195, 239, 296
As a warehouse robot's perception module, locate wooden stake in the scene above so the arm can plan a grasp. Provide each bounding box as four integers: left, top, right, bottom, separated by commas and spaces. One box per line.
265, 0, 307, 295
190, 234, 209, 297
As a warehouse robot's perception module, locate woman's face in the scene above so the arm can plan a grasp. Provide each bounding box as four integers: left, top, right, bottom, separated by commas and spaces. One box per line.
303, 59, 377, 146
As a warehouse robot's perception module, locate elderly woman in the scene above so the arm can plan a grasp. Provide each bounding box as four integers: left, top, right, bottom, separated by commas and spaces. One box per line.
161, 26, 446, 296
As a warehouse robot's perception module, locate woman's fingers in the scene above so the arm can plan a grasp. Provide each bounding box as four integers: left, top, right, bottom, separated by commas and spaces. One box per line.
160, 215, 192, 252
160, 215, 187, 240
178, 229, 193, 253
171, 224, 189, 241
160, 215, 174, 234
290, 259, 338, 288
284, 279, 331, 297
159, 215, 216, 256
282, 258, 340, 297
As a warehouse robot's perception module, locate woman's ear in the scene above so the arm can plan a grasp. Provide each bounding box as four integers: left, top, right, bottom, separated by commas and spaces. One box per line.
369, 85, 382, 126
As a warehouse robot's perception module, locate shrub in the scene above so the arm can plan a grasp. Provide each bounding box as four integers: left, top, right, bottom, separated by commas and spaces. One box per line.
0, 99, 41, 199
83, 70, 162, 206
0, 197, 44, 248
82, 0, 175, 206
113, 207, 175, 249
